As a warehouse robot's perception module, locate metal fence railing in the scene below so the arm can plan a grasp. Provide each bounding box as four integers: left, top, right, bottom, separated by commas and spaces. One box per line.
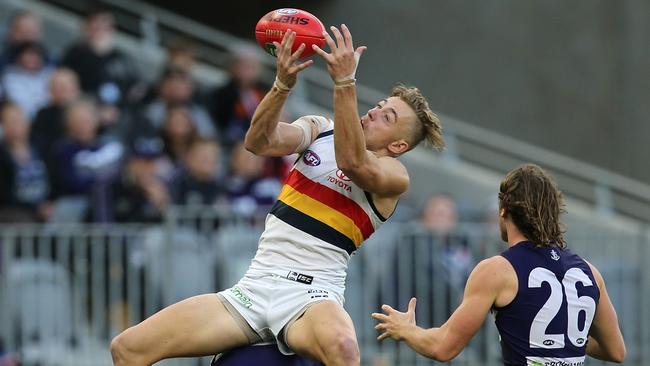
1, 207, 648, 365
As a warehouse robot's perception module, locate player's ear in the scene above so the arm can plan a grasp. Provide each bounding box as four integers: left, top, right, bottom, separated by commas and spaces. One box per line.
387, 139, 409, 156
499, 208, 506, 219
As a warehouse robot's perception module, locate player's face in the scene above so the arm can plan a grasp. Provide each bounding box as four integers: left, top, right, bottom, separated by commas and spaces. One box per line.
360, 97, 415, 154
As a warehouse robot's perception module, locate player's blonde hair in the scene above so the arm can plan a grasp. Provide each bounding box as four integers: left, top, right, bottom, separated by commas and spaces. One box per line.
391, 85, 444, 151
499, 164, 567, 248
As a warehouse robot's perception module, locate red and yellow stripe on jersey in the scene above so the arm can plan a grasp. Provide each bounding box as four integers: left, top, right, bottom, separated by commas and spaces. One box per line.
270, 169, 375, 254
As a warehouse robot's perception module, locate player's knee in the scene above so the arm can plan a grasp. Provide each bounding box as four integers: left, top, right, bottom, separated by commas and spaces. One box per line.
324, 334, 359, 365
110, 330, 144, 366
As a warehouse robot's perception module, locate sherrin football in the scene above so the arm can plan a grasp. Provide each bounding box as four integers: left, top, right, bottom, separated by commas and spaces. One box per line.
255, 8, 326, 59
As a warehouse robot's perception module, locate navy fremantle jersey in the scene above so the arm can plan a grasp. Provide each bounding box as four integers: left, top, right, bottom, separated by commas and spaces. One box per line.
494, 241, 600, 366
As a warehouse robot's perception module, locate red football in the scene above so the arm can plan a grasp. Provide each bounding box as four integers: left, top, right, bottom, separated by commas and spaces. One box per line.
255, 8, 326, 59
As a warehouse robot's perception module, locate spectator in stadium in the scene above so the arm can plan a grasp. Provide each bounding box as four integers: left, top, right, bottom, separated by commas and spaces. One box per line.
0, 10, 49, 72
60, 6, 141, 108
209, 46, 269, 151
386, 193, 473, 328
165, 38, 209, 100
139, 38, 204, 106
142, 66, 216, 138
0, 103, 51, 222
159, 105, 198, 169
0, 41, 54, 120
420, 193, 473, 289
31, 68, 81, 180
169, 137, 224, 206
52, 98, 122, 198
98, 134, 169, 223
226, 141, 282, 216
166, 38, 196, 74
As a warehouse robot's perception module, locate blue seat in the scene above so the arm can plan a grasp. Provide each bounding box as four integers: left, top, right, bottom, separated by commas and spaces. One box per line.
212, 344, 323, 366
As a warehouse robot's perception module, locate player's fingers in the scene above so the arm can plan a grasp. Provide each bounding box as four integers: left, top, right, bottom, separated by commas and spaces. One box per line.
341, 24, 353, 50
285, 31, 297, 57
291, 43, 306, 60
355, 46, 367, 57
312, 44, 332, 61
330, 26, 345, 48
371, 312, 388, 321
322, 31, 336, 51
377, 332, 389, 342
292, 59, 314, 73
374, 323, 385, 331
280, 29, 292, 48
381, 304, 396, 314
408, 297, 417, 313
280, 31, 295, 59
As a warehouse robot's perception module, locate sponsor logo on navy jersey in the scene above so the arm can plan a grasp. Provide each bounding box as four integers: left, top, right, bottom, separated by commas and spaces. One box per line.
551, 250, 560, 261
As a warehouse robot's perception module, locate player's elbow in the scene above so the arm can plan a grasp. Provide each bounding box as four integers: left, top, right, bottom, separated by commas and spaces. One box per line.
428, 348, 454, 362
243, 134, 267, 156
610, 343, 626, 363
243, 139, 259, 155
427, 343, 460, 362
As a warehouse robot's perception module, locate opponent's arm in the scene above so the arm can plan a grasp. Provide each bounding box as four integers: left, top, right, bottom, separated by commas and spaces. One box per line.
244, 30, 314, 157
586, 262, 626, 363
313, 25, 408, 197
372, 256, 508, 361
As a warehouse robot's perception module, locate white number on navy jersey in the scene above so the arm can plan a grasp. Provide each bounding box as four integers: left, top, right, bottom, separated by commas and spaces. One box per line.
528, 267, 597, 349
529, 268, 564, 348
563, 268, 596, 347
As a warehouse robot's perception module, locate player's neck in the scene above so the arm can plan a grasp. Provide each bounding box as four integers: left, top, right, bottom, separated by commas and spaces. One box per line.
506, 225, 528, 247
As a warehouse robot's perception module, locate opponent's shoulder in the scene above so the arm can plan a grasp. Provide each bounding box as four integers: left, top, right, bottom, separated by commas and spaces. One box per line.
468, 256, 515, 287
467, 256, 518, 307
583, 259, 605, 289
475, 255, 514, 273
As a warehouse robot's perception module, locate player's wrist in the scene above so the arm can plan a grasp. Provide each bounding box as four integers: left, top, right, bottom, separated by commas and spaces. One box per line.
334, 78, 356, 89
274, 77, 292, 93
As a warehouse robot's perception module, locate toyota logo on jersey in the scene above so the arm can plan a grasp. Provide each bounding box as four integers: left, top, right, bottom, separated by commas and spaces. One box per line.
336, 169, 351, 181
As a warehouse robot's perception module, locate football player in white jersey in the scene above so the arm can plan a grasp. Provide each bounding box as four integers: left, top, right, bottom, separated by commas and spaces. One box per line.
111, 25, 443, 366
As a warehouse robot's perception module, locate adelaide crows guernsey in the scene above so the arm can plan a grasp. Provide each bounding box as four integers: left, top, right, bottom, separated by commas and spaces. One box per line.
246, 117, 387, 290
494, 241, 600, 366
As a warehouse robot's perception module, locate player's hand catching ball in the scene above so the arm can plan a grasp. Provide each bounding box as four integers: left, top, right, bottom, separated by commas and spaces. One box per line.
312, 24, 366, 85
371, 297, 418, 341
273, 29, 313, 90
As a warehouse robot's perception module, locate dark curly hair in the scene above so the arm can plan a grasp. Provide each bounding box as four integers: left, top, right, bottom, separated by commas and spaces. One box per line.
498, 164, 566, 248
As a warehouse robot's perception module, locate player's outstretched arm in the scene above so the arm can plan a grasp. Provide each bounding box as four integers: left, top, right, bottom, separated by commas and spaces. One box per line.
244, 29, 314, 157
312, 24, 407, 197
372, 256, 508, 361
585, 262, 626, 363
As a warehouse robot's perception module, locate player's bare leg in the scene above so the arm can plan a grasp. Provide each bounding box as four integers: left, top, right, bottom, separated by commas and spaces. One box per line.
286, 301, 360, 366
110, 294, 251, 366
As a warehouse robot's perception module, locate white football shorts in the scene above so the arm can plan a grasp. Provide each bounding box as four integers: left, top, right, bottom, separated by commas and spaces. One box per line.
218, 269, 345, 355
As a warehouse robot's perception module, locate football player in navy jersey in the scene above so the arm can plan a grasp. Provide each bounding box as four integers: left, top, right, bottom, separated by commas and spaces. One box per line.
373, 164, 625, 365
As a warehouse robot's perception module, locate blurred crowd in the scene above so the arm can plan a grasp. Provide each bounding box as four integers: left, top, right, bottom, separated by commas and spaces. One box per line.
0, 8, 290, 223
